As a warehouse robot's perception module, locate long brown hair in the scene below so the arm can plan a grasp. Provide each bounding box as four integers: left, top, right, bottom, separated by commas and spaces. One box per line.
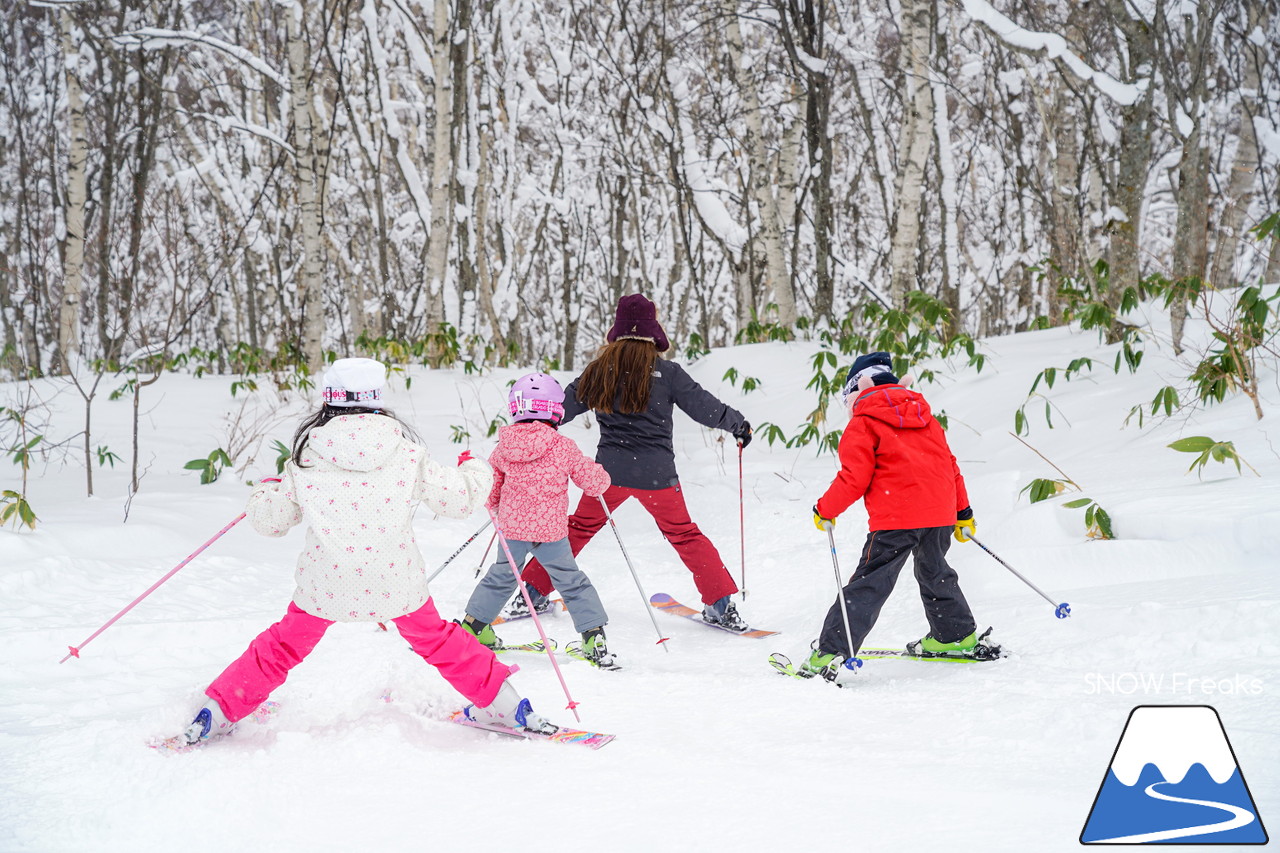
575, 339, 660, 414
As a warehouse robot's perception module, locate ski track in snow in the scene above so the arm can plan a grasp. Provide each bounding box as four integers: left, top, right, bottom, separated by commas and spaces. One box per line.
3, 307, 1278, 852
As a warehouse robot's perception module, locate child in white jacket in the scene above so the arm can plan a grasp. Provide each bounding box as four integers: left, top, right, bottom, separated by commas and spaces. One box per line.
176, 358, 555, 746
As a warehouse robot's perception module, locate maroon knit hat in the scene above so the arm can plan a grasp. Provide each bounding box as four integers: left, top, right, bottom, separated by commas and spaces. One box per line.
606, 294, 669, 352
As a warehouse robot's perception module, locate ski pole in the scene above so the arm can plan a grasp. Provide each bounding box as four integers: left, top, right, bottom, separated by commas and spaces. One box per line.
473, 531, 497, 578
737, 442, 746, 599
60, 511, 247, 663
967, 534, 1071, 618
487, 509, 582, 723
826, 525, 863, 671
598, 495, 671, 650
425, 518, 492, 584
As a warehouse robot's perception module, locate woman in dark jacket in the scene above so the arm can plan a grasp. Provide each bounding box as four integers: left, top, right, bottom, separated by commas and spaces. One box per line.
513, 294, 754, 638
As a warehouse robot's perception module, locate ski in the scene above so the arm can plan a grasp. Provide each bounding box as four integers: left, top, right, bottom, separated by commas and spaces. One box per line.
649, 592, 779, 638
858, 647, 996, 663
447, 710, 615, 749
494, 637, 558, 655
149, 701, 280, 753
562, 640, 623, 671
491, 598, 567, 626
767, 653, 860, 687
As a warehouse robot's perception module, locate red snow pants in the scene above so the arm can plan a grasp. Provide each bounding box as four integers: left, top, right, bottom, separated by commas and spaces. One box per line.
520, 483, 738, 606
206, 598, 511, 722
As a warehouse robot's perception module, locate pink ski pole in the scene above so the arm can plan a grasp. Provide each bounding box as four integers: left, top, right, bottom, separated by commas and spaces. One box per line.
738, 442, 746, 598
487, 508, 582, 723
60, 511, 248, 663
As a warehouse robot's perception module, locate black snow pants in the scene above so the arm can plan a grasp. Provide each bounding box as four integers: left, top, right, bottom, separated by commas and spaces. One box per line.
818, 526, 976, 657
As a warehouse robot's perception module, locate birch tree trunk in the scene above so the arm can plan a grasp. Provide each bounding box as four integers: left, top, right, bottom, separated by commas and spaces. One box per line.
424, 0, 454, 332
1208, 3, 1264, 290
931, 12, 959, 336
1168, 2, 1215, 355
287, 2, 327, 371
1105, 1, 1156, 342
723, 0, 793, 327
57, 10, 87, 373
889, 0, 935, 309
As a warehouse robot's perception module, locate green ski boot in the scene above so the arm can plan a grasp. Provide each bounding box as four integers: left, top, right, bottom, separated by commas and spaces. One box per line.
906, 627, 1001, 660
457, 615, 504, 650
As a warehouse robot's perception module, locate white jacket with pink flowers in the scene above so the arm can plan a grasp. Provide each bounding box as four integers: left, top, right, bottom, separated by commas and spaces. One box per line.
487, 422, 610, 542
246, 413, 493, 622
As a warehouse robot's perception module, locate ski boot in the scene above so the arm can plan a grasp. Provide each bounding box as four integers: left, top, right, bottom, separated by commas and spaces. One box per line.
500, 592, 554, 621
180, 699, 235, 745
463, 680, 558, 735
701, 595, 749, 633
906, 627, 1002, 660
797, 642, 860, 684
457, 615, 505, 650
577, 627, 621, 670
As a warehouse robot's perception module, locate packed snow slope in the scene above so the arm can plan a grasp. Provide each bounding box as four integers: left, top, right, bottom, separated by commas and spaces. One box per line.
3, 305, 1277, 852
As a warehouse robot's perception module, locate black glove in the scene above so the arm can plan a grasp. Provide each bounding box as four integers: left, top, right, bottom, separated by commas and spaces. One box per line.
733, 420, 753, 449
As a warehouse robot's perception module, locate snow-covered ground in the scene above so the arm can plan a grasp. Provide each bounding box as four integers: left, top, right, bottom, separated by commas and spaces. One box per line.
3, 305, 1277, 852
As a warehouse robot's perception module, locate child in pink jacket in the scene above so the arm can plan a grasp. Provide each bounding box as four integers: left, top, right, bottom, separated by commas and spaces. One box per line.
174, 358, 557, 747
459, 373, 616, 668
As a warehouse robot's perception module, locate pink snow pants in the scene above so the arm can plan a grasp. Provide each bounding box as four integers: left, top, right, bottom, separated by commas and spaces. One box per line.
206, 598, 512, 723
521, 483, 739, 606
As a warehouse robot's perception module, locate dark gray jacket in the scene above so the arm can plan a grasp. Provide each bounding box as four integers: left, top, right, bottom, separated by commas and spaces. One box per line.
563, 360, 746, 490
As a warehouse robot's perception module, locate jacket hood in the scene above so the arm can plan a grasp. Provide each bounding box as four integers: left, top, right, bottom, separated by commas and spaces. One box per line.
496, 422, 559, 463
306, 414, 405, 471
852, 384, 933, 430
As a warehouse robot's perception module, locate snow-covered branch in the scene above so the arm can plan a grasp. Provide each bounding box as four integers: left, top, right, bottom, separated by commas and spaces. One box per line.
961, 0, 1146, 106
115, 28, 288, 89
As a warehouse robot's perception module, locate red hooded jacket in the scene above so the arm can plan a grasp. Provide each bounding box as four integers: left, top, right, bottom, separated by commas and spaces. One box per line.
816, 384, 969, 531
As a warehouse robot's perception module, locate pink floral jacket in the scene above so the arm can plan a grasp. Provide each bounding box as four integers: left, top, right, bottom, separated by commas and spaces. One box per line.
487, 422, 610, 542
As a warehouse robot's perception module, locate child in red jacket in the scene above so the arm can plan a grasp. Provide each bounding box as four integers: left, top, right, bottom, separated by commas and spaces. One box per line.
799, 352, 999, 682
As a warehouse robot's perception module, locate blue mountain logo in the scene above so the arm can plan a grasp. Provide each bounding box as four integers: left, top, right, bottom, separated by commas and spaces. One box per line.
1081, 705, 1268, 844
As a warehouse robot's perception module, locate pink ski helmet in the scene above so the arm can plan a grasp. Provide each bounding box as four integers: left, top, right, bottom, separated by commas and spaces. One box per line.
508, 373, 566, 423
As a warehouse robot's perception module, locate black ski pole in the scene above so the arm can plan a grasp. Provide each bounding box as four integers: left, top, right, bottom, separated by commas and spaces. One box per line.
825, 525, 863, 672
426, 519, 492, 584
967, 534, 1071, 618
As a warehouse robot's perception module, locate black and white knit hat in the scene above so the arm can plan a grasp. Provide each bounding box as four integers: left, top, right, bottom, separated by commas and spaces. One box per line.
322, 357, 387, 407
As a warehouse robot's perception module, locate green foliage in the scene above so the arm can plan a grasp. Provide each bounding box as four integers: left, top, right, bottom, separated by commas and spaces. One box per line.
1187, 286, 1278, 410
9, 433, 41, 471
96, 446, 122, 468
1125, 385, 1182, 428
449, 425, 471, 444
1062, 497, 1115, 540
1248, 210, 1280, 242
230, 378, 259, 397
0, 489, 37, 530
271, 439, 291, 475
735, 305, 795, 344
184, 448, 232, 485
722, 366, 762, 393
1019, 478, 1072, 504
684, 332, 710, 362
1167, 436, 1254, 478
754, 422, 788, 447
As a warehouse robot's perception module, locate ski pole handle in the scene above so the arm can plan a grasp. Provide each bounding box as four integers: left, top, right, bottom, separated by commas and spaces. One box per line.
61, 512, 248, 663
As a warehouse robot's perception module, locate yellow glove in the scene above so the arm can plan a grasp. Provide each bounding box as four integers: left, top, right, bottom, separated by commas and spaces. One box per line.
813, 505, 835, 532
954, 516, 976, 542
